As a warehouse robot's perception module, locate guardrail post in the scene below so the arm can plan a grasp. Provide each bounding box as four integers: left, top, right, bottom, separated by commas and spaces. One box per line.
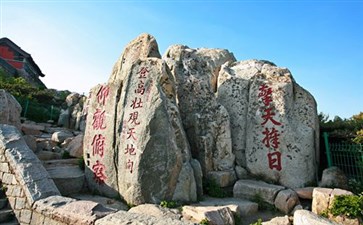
323, 132, 333, 167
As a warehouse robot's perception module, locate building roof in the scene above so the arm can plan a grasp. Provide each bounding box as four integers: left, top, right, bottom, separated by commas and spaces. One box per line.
0, 37, 45, 77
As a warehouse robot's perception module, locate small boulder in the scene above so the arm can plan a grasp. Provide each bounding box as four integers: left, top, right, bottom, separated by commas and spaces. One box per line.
207, 170, 237, 188
51, 130, 74, 143
294, 209, 340, 225
21, 123, 45, 135
66, 134, 84, 158
182, 205, 235, 225
274, 189, 299, 214
233, 179, 285, 205
312, 188, 333, 215
197, 197, 258, 217
319, 167, 348, 189
262, 216, 291, 225
294, 187, 314, 200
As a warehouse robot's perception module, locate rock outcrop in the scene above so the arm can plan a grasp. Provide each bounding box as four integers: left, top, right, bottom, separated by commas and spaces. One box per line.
82, 33, 319, 205
163, 46, 237, 185
0, 89, 21, 130
217, 60, 319, 188
84, 34, 198, 204
58, 93, 87, 131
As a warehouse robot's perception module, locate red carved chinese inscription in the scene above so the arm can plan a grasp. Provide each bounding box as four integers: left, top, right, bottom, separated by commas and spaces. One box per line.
130, 97, 143, 109
92, 109, 106, 130
91, 134, 105, 157
125, 144, 136, 155
138, 67, 149, 78
128, 111, 141, 125
267, 151, 282, 171
126, 159, 134, 173
262, 127, 280, 149
135, 80, 145, 95
127, 128, 137, 140
258, 84, 273, 106
92, 160, 107, 184
258, 83, 283, 171
96, 85, 110, 106
261, 108, 282, 126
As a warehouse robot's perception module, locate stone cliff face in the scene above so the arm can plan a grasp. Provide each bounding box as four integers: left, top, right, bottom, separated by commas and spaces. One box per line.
83, 34, 319, 205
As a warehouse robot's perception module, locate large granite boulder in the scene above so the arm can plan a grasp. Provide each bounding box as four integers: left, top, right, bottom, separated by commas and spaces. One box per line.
84, 34, 198, 204
0, 89, 21, 130
163, 46, 237, 185
217, 60, 319, 188
58, 93, 86, 131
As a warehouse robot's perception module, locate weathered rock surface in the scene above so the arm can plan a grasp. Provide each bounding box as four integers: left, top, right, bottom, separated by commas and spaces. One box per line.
182, 205, 235, 225
23, 134, 37, 152
0, 89, 21, 130
163, 46, 236, 182
293, 209, 340, 225
197, 197, 258, 217
51, 130, 74, 143
95, 210, 195, 225
33, 196, 115, 225
84, 33, 197, 204
217, 60, 319, 188
262, 216, 291, 225
128, 204, 181, 220
58, 93, 87, 131
294, 187, 314, 199
312, 188, 353, 215
274, 189, 299, 214
66, 134, 84, 158
70, 194, 129, 211
0, 124, 60, 205
233, 179, 285, 205
319, 167, 348, 189
312, 188, 333, 215
21, 123, 44, 135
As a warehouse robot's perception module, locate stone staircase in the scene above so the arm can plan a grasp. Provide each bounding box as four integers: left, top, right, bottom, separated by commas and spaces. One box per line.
0, 187, 19, 225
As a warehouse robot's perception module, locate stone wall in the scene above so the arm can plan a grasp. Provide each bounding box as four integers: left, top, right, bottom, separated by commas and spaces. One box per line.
0, 124, 193, 225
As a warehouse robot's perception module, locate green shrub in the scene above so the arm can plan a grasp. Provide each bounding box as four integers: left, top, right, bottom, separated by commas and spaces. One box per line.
0, 70, 70, 123
199, 218, 209, 225
250, 218, 262, 225
160, 200, 178, 208
329, 194, 363, 219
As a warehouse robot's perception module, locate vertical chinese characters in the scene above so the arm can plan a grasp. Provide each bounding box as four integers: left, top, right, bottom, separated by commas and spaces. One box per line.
258, 84, 283, 171
124, 67, 149, 173
90, 85, 110, 184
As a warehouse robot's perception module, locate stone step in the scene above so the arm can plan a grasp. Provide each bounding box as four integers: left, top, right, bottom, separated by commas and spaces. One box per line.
44, 159, 85, 196
0, 208, 15, 223
197, 197, 258, 217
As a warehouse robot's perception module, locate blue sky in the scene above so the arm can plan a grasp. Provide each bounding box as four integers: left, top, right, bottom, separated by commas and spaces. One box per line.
0, 0, 362, 119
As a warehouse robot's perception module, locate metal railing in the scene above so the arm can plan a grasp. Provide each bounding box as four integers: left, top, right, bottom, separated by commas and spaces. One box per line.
324, 132, 363, 182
